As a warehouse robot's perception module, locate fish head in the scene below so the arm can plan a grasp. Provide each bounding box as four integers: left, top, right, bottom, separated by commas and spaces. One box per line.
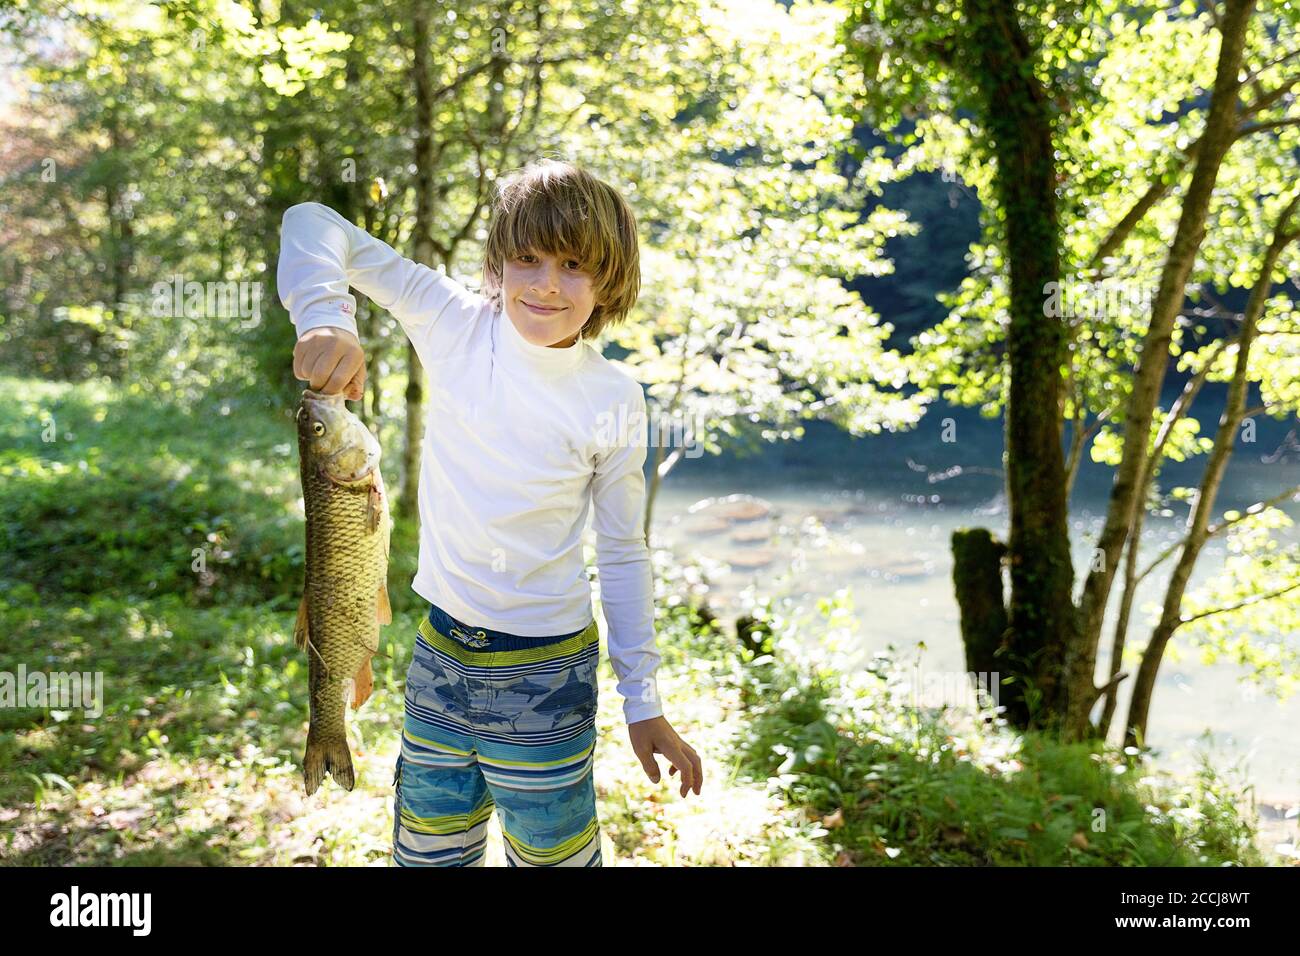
297, 389, 382, 484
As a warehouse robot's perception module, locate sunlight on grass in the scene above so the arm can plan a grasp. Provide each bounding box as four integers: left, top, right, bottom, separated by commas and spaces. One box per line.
0, 373, 1283, 867
592, 616, 830, 866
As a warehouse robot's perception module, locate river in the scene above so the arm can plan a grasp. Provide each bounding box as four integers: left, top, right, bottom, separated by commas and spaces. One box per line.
637, 391, 1300, 811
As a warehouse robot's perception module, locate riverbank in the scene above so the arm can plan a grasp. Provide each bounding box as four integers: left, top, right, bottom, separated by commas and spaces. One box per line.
0, 373, 1288, 865
3, 582, 1283, 866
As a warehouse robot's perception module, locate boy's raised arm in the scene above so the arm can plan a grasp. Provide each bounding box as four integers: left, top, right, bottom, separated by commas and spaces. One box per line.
276, 201, 484, 365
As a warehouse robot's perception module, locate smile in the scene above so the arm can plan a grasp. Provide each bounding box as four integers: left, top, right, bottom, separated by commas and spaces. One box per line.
522, 301, 566, 315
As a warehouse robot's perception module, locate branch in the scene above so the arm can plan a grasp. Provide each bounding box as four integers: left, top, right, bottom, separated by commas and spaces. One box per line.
1180, 580, 1300, 625
1239, 71, 1300, 118
429, 53, 582, 102
1066, 405, 1112, 496
1237, 115, 1300, 137
1081, 406, 1113, 445
1095, 670, 1129, 698
1137, 482, 1300, 586
657, 445, 685, 479
1134, 193, 1300, 588
1189, 286, 1246, 325
1087, 142, 1197, 271
1088, 68, 1298, 273
1240, 45, 1300, 87
1204, 483, 1300, 537
1240, 402, 1283, 419
1200, 0, 1223, 33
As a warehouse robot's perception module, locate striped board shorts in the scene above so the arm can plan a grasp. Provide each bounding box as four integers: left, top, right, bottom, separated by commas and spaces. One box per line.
392, 601, 603, 867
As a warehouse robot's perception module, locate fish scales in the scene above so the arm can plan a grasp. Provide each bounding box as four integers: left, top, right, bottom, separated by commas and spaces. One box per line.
295, 389, 392, 795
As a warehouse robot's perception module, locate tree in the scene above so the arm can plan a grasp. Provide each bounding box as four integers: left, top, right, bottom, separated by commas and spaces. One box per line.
835, 0, 1300, 744
603, 0, 928, 539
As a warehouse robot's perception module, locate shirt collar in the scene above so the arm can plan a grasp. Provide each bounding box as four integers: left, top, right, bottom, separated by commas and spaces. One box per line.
493, 302, 588, 377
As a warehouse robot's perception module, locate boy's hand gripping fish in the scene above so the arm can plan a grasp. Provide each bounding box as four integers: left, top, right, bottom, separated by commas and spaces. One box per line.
294, 389, 392, 795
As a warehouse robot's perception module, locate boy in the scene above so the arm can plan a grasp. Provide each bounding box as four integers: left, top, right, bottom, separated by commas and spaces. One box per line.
277, 159, 701, 867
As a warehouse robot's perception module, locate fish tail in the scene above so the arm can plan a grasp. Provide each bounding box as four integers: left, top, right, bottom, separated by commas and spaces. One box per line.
303, 729, 355, 795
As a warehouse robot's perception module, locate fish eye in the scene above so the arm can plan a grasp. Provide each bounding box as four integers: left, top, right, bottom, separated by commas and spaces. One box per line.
312, 421, 326, 436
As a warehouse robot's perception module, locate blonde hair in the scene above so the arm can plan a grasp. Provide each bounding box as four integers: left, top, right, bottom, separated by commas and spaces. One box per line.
481, 159, 641, 341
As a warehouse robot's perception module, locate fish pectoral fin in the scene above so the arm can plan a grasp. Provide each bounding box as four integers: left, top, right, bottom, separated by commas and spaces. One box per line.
377, 580, 392, 625
351, 658, 374, 710
293, 594, 310, 651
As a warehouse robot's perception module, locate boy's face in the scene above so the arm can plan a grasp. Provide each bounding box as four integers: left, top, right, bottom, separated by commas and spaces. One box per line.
501, 248, 597, 349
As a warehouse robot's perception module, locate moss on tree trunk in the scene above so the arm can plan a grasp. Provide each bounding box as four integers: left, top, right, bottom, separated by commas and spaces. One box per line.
951, 528, 1030, 727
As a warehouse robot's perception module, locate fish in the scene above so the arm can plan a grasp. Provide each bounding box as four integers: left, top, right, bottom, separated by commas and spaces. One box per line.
533, 669, 596, 729
294, 388, 392, 795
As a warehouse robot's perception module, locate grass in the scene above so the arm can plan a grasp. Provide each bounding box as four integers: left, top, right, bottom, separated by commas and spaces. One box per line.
0, 372, 818, 865
727, 605, 1274, 866
0, 372, 1283, 866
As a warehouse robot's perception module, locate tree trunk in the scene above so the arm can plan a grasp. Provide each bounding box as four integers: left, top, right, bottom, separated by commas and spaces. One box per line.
1073, 0, 1257, 740
961, 0, 1077, 735
1097, 517, 1141, 741
951, 528, 1024, 725
397, 0, 436, 522
259, 109, 303, 407
322, 87, 373, 427
1123, 191, 1299, 748
1099, 338, 1225, 737
107, 115, 132, 321
101, 111, 133, 374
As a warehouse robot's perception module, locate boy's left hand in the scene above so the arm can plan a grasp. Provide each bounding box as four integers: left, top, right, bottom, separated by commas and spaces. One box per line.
628, 716, 702, 798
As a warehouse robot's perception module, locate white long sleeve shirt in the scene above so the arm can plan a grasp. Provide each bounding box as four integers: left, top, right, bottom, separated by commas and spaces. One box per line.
277, 201, 662, 724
